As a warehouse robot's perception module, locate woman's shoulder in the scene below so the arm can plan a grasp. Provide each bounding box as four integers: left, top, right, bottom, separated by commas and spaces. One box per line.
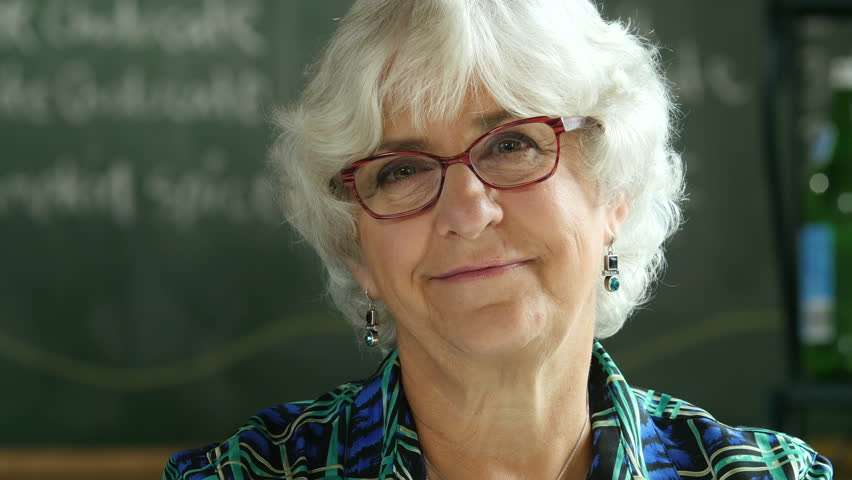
628, 386, 834, 479
162, 378, 371, 480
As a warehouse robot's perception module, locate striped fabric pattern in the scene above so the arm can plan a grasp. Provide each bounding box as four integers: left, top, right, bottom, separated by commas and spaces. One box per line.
163, 342, 833, 479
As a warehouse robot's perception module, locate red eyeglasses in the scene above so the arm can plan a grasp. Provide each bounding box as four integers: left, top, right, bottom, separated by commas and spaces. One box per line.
339, 116, 591, 219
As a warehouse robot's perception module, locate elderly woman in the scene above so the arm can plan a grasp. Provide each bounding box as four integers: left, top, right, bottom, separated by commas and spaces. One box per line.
164, 0, 832, 479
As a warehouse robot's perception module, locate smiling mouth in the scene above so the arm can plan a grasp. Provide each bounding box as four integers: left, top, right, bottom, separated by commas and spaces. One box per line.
431, 260, 531, 282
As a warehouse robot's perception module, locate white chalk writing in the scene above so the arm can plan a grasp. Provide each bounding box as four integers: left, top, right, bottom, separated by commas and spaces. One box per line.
0, 63, 50, 123
0, 0, 265, 56
0, 61, 270, 125
0, 152, 279, 229
144, 149, 278, 230
671, 38, 753, 107
0, 0, 39, 52
0, 159, 136, 225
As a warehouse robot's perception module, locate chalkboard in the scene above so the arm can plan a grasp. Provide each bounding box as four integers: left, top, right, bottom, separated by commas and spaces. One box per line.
0, 0, 820, 449
0, 0, 373, 446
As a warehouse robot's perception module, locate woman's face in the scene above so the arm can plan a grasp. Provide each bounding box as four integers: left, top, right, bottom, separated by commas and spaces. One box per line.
348, 94, 629, 358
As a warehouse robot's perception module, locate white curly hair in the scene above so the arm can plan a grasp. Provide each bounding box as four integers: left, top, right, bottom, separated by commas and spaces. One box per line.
270, 0, 686, 352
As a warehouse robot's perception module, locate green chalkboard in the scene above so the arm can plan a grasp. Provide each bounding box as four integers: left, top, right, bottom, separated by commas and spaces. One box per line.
0, 0, 375, 446
0, 0, 820, 448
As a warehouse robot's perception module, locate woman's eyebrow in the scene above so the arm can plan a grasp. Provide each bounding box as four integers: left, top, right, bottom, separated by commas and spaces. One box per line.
376, 138, 430, 154
477, 109, 516, 131
375, 110, 515, 153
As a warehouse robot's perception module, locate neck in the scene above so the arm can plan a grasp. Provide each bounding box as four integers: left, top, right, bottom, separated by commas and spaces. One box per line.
398, 320, 595, 479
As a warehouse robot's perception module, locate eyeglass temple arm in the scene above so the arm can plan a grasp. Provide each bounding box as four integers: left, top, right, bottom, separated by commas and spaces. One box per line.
561, 116, 589, 132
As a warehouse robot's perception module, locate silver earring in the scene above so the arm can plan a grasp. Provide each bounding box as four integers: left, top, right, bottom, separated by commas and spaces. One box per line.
364, 291, 379, 347
603, 237, 620, 292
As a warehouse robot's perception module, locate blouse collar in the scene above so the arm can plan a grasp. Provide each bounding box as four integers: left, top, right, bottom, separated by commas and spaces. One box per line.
343, 341, 678, 479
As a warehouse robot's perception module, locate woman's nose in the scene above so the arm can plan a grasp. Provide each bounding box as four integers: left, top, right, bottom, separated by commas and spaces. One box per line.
433, 162, 503, 239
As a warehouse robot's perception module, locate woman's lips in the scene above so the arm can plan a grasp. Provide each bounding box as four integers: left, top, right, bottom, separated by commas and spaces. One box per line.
431, 260, 531, 282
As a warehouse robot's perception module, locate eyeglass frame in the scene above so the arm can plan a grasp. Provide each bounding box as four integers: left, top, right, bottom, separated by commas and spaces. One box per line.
339, 115, 591, 219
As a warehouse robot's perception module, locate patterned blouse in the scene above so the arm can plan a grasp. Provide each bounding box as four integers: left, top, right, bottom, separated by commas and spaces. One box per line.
163, 341, 833, 479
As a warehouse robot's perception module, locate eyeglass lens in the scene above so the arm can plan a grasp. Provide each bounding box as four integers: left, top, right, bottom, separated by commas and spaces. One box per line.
353, 122, 558, 216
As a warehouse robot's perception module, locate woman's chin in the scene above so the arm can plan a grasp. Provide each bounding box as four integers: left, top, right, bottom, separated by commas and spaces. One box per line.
440, 304, 550, 358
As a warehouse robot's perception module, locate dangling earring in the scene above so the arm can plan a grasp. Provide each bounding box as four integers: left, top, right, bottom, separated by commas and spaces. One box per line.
603, 237, 620, 292
364, 291, 379, 347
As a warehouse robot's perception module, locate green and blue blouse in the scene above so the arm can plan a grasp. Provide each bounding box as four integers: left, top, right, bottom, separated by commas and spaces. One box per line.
163, 341, 833, 479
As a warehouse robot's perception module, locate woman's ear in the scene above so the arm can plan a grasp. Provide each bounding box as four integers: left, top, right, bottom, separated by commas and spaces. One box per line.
345, 258, 379, 299
605, 191, 631, 244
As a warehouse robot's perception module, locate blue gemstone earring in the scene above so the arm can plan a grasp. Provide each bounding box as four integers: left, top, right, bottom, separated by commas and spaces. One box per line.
364, 291, 379, 347
603, 238, 620, 292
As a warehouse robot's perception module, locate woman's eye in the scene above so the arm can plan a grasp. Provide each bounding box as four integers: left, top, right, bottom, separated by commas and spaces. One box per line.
377, 161, 421, 185
493, 134, 536, 154
392, 165, 417, 179
497, 139, 525, 153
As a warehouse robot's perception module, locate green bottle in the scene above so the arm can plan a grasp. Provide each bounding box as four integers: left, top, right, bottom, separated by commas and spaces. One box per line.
799, 142, 839, 377
825, 57, 852, 375
798, 57, 852, 378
